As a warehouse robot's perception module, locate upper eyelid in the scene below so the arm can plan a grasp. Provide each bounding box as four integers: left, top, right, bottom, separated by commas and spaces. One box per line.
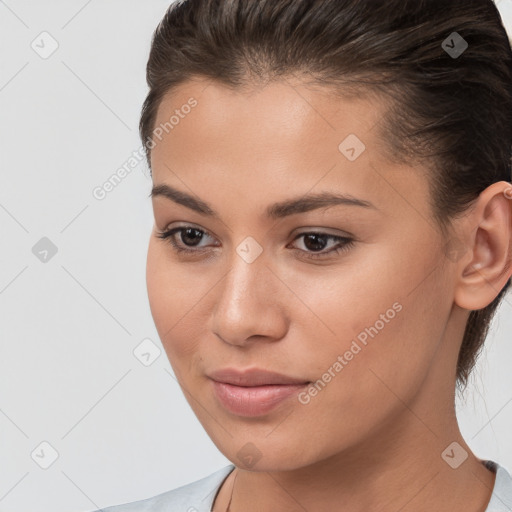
164, 222, 352, 238
161, 223, 215, 239
165, 226, 350, 247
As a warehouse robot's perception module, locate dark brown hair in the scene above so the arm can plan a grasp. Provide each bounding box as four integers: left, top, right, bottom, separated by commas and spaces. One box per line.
140, 0, 512, 394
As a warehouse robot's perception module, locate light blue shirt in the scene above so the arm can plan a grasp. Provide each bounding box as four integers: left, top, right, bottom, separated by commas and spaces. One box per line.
96, 460, 512, 512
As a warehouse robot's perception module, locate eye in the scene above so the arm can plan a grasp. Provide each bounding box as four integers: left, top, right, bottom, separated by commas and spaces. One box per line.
155, 225, 217, 255
288, 232, 355, 260
156, 225, 355, 260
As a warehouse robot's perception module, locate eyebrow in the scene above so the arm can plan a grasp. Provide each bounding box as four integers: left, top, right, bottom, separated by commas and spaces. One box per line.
149, 183, 377, 220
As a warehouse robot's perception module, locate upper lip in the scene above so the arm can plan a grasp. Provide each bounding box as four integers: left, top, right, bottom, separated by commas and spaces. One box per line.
208, 367, 310, 387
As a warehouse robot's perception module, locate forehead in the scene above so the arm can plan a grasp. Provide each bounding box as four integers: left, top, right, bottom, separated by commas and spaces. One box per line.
151, 76, 387, 159
149, 77, 429, 220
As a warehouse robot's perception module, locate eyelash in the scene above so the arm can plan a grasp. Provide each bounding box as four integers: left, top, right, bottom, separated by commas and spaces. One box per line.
155, 226, 355, 260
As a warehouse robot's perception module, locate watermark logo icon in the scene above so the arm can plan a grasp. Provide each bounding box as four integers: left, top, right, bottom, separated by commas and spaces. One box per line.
236, 236, 263, 264
133, 338, 161, 366
31, 31, 59, 59
32, 237, 58, 263
338, 134, 366, 161
31, 441, 59, 469
443, 237, 467, 263
442, 32, 468, 59
237, 442, 262, 468
441, 441, 468, 469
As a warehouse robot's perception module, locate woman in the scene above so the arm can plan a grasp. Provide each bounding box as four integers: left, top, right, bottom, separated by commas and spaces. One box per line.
99, 0, 512, 510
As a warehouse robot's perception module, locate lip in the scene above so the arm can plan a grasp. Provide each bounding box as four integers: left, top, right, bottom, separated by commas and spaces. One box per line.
208, 367, 310, 417
208, 367, 310, 386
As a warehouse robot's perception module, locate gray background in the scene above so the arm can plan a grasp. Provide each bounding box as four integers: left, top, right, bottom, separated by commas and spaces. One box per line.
0, 1, 511, 511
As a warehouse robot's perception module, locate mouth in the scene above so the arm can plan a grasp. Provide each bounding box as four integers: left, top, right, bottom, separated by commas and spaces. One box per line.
207, 367, 310, 386
207, 367, 310, 417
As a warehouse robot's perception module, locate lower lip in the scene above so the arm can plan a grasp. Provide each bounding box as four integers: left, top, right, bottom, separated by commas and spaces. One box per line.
211, 380, 309, 417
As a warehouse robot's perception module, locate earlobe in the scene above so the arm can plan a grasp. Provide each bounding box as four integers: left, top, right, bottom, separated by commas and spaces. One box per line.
453, 181, 512, 311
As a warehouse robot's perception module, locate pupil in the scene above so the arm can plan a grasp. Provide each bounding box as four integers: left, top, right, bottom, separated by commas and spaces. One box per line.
182, 228, 203, 246
304, 234, 327, 252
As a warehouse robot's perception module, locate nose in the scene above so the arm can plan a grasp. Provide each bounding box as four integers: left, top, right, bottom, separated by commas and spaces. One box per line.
211, 248, 288, 347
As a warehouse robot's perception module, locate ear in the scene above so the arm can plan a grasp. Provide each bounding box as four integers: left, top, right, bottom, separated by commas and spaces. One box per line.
453, 181, 512, 311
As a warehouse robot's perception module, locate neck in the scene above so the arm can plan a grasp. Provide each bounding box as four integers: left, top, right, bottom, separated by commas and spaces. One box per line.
227, 415, 494, 512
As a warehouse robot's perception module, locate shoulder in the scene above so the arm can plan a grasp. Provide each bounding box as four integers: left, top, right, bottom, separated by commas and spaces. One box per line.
97, 464, 236, 512
485, 460, 512, 512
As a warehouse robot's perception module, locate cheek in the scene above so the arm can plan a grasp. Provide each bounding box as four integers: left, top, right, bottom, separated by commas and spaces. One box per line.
301, 240, 450, 414
146, 237, 171, 336
301, 237, 431, 345
146, 237, 209, 367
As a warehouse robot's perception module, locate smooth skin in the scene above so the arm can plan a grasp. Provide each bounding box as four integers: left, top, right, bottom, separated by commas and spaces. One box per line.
146, 75, 512, 512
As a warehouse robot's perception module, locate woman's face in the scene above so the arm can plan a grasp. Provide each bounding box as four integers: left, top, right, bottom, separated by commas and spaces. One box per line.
146, 76, 462, 470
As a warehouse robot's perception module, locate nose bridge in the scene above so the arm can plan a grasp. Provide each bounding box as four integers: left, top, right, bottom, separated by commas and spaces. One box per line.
218, 247, 270, 319
212, 243, 287, 344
